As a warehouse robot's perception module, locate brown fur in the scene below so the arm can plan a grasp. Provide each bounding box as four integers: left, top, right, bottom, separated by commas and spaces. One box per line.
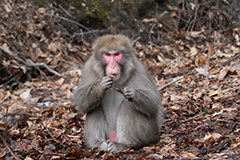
73, 35, 163, 152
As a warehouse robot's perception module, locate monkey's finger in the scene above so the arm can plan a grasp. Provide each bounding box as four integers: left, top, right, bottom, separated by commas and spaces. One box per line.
124, 94, 133, 100
102, 77, 113, 82
102, 80, 113, 86
101, 76, 114, 89
106, 85, 112, 89
102, 82, 113, 89
107, 141, 117, 153
123, 88, 135, 100
124, 88, 134, 95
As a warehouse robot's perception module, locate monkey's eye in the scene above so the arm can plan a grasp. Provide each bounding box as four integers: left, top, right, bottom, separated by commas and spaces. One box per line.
115, 52, 119, 56
104, 52, 111, 56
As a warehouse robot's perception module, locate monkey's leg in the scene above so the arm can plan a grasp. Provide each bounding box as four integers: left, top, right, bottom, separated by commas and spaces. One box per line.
84, 107, 108, 150
110, 103, 157, 152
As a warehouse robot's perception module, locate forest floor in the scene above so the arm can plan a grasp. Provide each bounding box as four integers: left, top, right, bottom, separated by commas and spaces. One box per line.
0, 1, 239, 159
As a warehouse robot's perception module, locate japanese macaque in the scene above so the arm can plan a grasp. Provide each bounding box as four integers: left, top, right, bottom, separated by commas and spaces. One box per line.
73, 35, 163, 152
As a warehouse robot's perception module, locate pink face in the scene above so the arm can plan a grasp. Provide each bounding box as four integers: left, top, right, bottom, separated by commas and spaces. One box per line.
103, 51, 123, 79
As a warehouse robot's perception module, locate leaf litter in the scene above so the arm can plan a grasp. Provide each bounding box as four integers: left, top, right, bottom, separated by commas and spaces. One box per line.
0, 0, 239, 159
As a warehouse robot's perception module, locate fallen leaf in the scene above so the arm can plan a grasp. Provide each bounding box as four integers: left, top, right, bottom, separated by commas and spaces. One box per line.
142, 18, 158, 23
4, 4, 11, 13
180, 151, 196, 158
38, 7, 46, 13
0, 148, 6, 158
211, 133, 222, 140
218, 66, 229, 79
49, 42, 58, 52
202, 78, 210, 86
195, 56, 207, 66
168, 105, 181, 110
190, 46, 199, 56
20, 88, 32, 100
195, 67, 209, 76
208, 90, 222, 97
146, 154, 163, 159
212, 103, 223, 109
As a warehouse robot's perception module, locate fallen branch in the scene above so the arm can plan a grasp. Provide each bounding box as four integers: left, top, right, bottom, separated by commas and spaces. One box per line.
59, 4, 72, 17
0, 46, 63, 80
35, 63, 62, 77
158, 76, 183, 91
132, 36, 141, 45
0, 46, 25, 63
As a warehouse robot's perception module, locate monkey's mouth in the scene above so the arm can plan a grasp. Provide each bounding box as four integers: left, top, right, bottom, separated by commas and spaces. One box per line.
109, 73, 120, 79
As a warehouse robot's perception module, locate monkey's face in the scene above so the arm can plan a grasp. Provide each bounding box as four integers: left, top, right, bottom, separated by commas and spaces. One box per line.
103, 51, 123, 80
93, 35, 134, 81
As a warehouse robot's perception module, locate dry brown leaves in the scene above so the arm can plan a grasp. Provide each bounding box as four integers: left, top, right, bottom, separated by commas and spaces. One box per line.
0, 0, 239, 159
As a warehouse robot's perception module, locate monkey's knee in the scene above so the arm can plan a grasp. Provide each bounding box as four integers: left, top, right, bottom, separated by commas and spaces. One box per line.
84, 125, 107, 149
84, 111, 108, 149
116, 121, 157, 150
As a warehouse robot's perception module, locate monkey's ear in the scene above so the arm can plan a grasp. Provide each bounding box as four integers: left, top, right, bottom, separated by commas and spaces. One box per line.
92, 38, 99, 51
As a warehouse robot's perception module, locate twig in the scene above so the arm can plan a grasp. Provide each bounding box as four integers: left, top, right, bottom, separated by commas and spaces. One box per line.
158, 76, 183, 91
74, 30, 96, 36
34, 65, 50, 81
5, 74, 20, 85
190, 0, 199, 32
180, 112, 204, 123
0, 91, 10, 104
34, 10, 90, 32
132, 36, 141, 45
59, 4, 72, 17
0, 134, 21, 160
148, 41, 162, 49
149, 23, 156, 42
80, 28, 84, 42
220, 53, 240, 66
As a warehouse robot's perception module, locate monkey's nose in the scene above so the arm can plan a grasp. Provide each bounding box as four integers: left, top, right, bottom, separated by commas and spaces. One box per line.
111, 62, 116, 69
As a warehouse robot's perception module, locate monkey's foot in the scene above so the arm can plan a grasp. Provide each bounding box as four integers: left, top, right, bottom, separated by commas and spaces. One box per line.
99, 140, 128, 152
98, 140, 109, 151
108, 141, 129, 152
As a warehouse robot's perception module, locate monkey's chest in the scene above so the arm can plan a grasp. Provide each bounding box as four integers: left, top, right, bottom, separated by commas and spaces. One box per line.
102, 89, 124, 123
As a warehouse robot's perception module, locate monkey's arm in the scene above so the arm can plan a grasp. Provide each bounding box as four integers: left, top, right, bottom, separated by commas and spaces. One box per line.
118, 87, 160, 118
132, 88, 161, 118
73, 80, 105, 114
74, 75, 113, 114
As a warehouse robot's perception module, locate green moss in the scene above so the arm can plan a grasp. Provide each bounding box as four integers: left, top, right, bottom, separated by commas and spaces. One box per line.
86, 0, 111, 25
203, 108, 208, 114
71, 0, 155, 27
34, 0, 46, 7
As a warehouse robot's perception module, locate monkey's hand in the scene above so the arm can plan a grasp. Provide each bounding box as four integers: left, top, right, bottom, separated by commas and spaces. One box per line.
117, 87, 135, 101
101, 76, 113, 89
